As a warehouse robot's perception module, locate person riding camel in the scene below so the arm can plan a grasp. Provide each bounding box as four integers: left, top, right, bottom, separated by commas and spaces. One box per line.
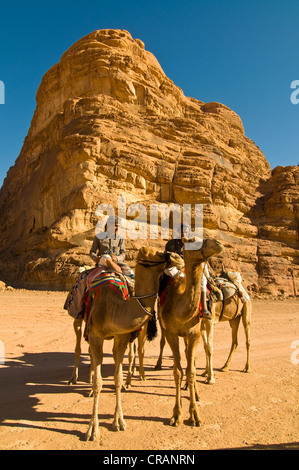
89, 215, 135, 293
158, 222, 190, 298
158, 223, 216, 319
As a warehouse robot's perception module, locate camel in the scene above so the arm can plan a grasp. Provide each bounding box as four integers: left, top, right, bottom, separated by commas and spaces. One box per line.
84, 246, 182, 441
155, 269, 252, 385
200, 274, 252, 384
158, 238, 224, 427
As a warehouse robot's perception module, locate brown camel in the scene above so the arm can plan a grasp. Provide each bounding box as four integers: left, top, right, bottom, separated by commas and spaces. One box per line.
84, 246, 182, 441
200, 282, 252, 384
158, 238, 224, 427
155, 272, 251, 385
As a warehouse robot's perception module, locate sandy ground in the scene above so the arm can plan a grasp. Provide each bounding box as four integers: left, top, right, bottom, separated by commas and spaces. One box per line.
0, 289, 298, 451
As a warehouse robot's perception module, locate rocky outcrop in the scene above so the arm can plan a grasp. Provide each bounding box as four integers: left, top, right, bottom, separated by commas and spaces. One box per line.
0, 29, 298, 295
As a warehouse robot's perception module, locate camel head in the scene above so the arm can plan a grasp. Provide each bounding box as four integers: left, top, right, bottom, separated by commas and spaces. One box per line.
182, 238, 224, 264
137, 246, 184, 272
201, 238, 224, 259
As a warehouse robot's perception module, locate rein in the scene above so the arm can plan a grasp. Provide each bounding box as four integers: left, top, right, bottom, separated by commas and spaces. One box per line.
132, 254, 171, 316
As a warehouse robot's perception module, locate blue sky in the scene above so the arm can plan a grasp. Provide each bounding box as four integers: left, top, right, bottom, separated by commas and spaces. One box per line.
0, 0, 298, 188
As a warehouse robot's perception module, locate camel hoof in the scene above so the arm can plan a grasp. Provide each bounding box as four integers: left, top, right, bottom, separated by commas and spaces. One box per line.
113, 418, 127, 432
170, 415, 182, 427
220, 366, 228, 372
190, 419, 201, 427
68, 376, 77, 385
205, 377, 215, 385
154, 363, 162, 371
243, 367, 251, 373
85, 420, 98, 441
189, 411, 201, 427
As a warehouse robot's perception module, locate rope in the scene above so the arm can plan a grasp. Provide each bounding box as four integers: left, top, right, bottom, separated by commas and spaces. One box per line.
135, 297, 156, 317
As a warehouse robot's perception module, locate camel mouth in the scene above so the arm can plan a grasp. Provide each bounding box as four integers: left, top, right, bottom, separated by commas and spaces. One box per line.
215, 241, 224, 253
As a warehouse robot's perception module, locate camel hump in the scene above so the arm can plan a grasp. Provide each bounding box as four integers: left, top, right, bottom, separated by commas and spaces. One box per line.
138, 245, 157, 259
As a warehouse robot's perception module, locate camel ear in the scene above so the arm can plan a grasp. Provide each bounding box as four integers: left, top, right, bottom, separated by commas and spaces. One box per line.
139, 246, 150, 257
182, 236, 195, 245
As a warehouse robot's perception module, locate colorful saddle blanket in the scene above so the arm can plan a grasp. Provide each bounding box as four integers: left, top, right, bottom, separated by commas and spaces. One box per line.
84, 272, 130, 339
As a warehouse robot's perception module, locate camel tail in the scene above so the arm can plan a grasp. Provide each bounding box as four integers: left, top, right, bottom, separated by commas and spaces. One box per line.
147, 315, 158, 341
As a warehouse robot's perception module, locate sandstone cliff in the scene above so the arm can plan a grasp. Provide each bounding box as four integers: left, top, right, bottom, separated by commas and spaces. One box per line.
0, 29, 298, 295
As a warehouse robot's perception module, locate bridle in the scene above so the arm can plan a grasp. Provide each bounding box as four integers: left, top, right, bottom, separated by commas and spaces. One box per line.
132, 252, 172, 316
198, 239, 209, 262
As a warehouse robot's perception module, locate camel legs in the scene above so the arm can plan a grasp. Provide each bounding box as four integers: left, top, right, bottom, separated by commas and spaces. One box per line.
242, 301, 251, 373
221, 301, 251, 373
185, 333, 201, 426
221, 316, 241, 372
137, 325, 148, 381
200, 319, 215, 384
68, 317, 83, 385
112, 334, 131, 431
85, 335, 104, 441
125, 340, 136, 389
182, 338, 200, 401
125, 323, 148, 388
154, 322, 166, 370
166, 333, 184, 427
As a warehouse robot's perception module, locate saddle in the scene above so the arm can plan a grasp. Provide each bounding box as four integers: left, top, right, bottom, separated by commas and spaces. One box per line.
213, 277, 238, 300
83, 271, 130, 340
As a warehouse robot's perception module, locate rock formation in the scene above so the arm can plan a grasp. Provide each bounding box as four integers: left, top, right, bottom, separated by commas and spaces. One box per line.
0, 29, 298, 295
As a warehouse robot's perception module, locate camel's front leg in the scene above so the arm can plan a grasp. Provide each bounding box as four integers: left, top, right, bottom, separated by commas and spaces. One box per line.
154, 324, 166, 370
182, 337, 200, 401
86, 335, 104, 441
186, 333, 201, 426
166, 334, 183, 427
201, 319, 215, 384
125, 341, 136, 389
137, 325, 148, 381
113, 334, 130, 431
68, 317, 83, 385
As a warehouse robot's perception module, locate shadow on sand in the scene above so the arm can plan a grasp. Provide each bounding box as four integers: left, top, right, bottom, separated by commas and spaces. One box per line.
0, 350, 170, 439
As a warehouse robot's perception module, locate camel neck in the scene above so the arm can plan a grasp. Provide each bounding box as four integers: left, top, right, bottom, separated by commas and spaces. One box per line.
116, 264, 158, 332
181, 262, 203, 319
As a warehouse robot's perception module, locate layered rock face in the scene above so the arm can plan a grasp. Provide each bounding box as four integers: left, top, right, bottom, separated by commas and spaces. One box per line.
0, 29, 298, 294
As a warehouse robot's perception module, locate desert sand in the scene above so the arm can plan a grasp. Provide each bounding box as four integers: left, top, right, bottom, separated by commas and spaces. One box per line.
0, 289, 298, 451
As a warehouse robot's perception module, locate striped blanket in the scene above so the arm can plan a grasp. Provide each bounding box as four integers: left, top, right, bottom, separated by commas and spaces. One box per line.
84, 272, 130, 339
